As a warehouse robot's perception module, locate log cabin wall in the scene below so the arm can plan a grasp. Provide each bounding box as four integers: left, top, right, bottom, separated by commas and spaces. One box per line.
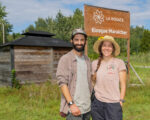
52, 48, 72, 80
14, 46, 72, 84
14, 46, 52, 84
0, 47, 12, 86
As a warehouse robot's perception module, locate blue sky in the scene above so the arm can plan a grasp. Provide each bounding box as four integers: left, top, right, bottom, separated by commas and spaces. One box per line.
1, 0, 150, 33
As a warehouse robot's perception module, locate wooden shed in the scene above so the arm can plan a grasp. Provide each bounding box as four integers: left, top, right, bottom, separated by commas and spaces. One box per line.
0, 31, 72, 86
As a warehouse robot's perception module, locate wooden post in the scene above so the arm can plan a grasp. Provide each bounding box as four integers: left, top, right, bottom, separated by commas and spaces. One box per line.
50, 48, 53, 79
129, 63, 144, 85
10, 46, 14, 87
0, 23, 5, 44
85, 41, 88, 56
84, 18, 88, 56
127, 38, 130, 81
2, 23, 5, 44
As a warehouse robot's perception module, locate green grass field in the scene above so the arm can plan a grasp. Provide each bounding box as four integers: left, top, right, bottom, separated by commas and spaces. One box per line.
0, 82, 63, 120
0, 53, 149, 120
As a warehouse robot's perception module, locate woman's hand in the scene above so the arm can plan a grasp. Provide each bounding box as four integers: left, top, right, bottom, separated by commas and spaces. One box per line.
120, 101, 123, 107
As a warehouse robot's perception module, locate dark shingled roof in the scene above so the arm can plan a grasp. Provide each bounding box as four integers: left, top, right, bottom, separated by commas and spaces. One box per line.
1, 31, 72, 48
22, 31, 55, 37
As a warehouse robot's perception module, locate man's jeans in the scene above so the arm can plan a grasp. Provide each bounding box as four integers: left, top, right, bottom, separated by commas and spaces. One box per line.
66, 112, 91, 120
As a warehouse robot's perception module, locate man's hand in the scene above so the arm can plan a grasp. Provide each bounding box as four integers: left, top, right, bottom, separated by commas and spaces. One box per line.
70, 104, 81, 116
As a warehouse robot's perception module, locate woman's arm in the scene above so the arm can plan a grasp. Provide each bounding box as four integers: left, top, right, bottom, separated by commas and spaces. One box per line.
119, 70, 127, 106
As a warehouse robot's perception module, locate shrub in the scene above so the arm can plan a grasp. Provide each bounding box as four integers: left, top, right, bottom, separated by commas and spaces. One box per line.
11, 69, 21, 89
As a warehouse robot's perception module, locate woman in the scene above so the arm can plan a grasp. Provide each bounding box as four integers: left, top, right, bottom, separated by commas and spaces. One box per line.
91, 35, 127, 120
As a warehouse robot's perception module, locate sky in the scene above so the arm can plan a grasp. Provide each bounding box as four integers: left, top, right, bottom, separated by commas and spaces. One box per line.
1, 0, 150, 33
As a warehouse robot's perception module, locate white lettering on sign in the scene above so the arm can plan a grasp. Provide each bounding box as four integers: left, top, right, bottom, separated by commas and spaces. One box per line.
91, 27, 127, 35
105, 17, 124, 22
93, 10, 124, 24
108, 29, 127, 35
92, 27, 108, 34
110, 17, 124, 22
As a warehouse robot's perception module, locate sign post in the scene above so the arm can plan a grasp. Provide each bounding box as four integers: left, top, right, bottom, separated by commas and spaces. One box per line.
84, 4, 130, 80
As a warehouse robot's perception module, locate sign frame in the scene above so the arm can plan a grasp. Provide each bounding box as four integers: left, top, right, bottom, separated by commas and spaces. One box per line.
84, 4, 130, 38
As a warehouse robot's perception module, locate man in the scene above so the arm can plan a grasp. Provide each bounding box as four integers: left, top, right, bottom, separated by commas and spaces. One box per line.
56, 28, 93, 120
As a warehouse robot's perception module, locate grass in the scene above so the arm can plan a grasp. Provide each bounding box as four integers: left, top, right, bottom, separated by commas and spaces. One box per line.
128, 52, 150, 85
129, 67, 150, 85
123, 85, 150, 120
0, 53, 150, 120
0, 82, 64, 120
130, 52, 150, 66
122, 52, 150, 119
1, 82, 150, 120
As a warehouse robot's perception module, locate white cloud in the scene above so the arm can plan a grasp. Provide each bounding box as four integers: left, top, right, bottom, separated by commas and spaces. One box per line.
61, 0, 91, 4
1, 0, 73, 25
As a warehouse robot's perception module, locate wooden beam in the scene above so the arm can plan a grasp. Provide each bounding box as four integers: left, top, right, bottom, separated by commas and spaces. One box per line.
85, 41, 88, 56
10, 46, 14, 70
127, 38, 130, 81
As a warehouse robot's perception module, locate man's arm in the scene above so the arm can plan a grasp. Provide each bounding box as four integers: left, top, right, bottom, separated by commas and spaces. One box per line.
56, 56, 81, 116
61, 84, 81, 116
60, 84, 73, 103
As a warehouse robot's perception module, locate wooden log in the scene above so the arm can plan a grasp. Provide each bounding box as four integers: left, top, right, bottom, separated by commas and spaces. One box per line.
0, 49, 11, 85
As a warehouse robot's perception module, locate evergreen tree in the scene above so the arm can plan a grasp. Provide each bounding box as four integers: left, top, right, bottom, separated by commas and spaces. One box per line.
130, 26, 144, 54
140, 30, 150, 52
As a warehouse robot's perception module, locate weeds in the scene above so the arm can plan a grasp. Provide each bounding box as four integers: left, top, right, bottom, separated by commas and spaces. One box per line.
11, 69, 21, 89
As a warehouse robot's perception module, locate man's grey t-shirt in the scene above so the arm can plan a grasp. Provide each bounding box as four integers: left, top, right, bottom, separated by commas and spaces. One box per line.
74, 55, 91, 114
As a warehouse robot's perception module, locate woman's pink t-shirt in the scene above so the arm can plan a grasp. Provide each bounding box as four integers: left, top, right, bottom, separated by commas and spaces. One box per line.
92, 57, 126, 103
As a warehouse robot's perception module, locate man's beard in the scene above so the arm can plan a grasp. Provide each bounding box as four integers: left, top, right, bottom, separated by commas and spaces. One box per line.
72, 43, 86, 52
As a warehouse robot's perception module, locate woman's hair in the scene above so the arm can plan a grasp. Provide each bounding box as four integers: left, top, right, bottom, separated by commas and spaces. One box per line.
92, 41, 115, 85
92, 42, 103, 85
92, 57, 102, 85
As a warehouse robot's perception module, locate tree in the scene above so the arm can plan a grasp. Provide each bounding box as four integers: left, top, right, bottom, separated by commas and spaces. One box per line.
24, 8, 84, 41
54, 10, 73, 41
130, 26, 144, 54
140, 29, 150, 52
7, 33, 22, 41
72, 8, 84, 29
0, 2, 13, 44
45, 17, 55, 33
24, 24, 35, 32
25, 17, 55, 34
35, 18, 48, 31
